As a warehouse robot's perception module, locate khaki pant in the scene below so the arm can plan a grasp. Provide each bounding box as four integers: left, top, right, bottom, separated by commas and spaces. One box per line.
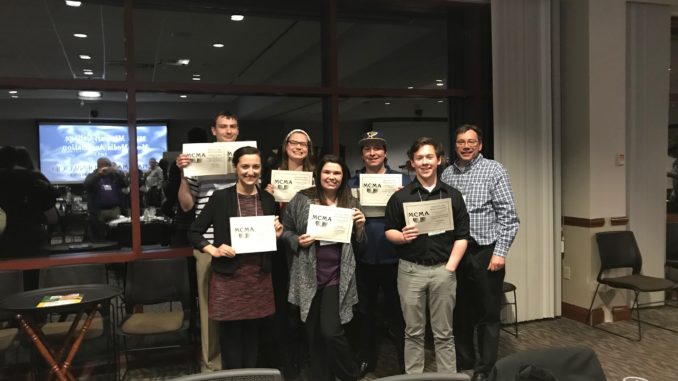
194, 249, 221, 371
397, 259, 457, 374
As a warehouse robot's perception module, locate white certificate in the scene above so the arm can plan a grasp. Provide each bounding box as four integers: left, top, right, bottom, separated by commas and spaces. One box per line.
271, 170, 313, 202
182, 141, 257, 177
306, 204, 353, 244
229, 215, 276, 254
359, 174, 402, 207
352, 188, 385, 218
402, 198, 454, 235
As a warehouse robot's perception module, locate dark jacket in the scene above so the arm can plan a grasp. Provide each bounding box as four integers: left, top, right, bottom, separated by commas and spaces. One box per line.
187, 185, 279, 275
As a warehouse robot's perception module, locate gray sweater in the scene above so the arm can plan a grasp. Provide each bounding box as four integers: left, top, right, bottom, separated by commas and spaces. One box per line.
281, 190, 366, 324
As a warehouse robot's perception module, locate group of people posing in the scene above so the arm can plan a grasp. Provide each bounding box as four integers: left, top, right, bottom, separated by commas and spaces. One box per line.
180, 111, 520, 381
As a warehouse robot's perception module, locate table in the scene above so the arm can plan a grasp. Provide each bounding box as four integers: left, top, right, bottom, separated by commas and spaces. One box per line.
43, 241, 120, 255
0, 284, 121, 381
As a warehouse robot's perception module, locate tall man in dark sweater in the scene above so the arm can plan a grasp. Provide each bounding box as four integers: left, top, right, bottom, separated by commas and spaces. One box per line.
385, 137, 470, 374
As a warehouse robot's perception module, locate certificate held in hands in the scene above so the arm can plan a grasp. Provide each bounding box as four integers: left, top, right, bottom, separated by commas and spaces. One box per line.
359, 173, 402, 206
182, 141, 257, 177
306, 204, 353, 244
403, 198, 454, 235
229, 215, 277, 254
271, 170, 314, 202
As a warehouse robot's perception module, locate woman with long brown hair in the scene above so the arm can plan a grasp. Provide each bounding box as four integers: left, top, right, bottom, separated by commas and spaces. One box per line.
282, 154, 367, 381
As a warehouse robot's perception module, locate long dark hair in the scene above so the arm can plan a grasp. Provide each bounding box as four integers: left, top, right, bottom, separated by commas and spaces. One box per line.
302, 154, 352, 208
279, 129, 315, 172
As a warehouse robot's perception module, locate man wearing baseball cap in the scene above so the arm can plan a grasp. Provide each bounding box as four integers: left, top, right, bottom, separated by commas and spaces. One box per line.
348, 131, 410, 375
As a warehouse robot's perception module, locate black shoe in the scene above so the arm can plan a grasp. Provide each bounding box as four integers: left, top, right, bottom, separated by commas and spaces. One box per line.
471, 372, 488, 381
358, 361, 372, 378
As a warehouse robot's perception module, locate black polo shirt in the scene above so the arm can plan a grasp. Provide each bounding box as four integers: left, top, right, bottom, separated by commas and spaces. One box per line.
384, 178, 470, 264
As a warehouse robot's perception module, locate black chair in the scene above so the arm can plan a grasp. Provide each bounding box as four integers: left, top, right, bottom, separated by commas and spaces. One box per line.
117, 258, 196, 380
501, 281, 518, 337
587, 231, 676, 341
374, 373, 470, 381
38, 264, 117, 376
0, 271, 23, 367
488, 346, 606, 381
168, 368, 283, 381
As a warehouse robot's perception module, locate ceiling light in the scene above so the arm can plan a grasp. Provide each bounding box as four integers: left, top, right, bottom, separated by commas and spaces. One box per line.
436, 79, 443, 82
10, 95, 18, 99
437, 100, 444, 103
192, 77, 201, 81
435, 83, 444, 87
231, 15, 244, 21
384, 102, 391, 105
78, 91, 101, 99
407, 86, 414, 90
73, 33, 87, 38
79, 54, 91, 60
179, 95, 188, 98
212, 43, 224, 48
192, 74, 200, 77
83, 69, 93, 72
83, 72, 93, 76
65, 0, 82, 7
177, 58, 190, 66
8, 90, 18, 94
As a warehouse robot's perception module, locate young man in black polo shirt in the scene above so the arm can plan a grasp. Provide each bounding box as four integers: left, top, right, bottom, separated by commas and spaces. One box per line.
385, 137, 469, 374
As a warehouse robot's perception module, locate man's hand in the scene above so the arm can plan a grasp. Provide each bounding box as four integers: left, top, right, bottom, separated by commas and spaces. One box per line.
401, 225, 419, 243
176, 154, 192, 170
488, 254, 505, 271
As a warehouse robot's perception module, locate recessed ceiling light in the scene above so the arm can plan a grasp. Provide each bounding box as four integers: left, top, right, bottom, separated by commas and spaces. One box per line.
8, 90, 18, 94
384, 102, 391, 105
10, 95, 18, 99
435, 83, 444, 87
436, 79, 443, 82
212, 43, 224, 48
65, 0, 82, 7
78, 91, 101, 99
192, 77, 201, 81
179, 95, 188, 99
231, 15, 244, 21
83, 72, 93, 76
177, 58, 190, 66
192, 74, 200, 77
407, 86, 414, 90
437, 100, 444, 103
73, 33, 87, 38
83, 68, 93, 72
79, 54, 91, 60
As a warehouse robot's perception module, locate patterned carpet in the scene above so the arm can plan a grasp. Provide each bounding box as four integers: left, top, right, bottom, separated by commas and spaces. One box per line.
3, 306, 677, 380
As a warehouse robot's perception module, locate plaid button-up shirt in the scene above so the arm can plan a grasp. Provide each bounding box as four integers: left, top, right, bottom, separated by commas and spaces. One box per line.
440, 154, 519, 257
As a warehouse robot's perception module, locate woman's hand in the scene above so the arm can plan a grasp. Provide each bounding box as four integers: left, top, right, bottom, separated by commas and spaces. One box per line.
274, 216, 283, 238
265, 183, 275, 195
298, 233, 315, 248
352, 208, 366, 231
401, 225, 419, 243
208, 244, 236, 258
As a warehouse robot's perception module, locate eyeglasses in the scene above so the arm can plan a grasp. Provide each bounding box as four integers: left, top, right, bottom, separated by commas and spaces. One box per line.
455, 140, 479, 147
287, 140, 309, 148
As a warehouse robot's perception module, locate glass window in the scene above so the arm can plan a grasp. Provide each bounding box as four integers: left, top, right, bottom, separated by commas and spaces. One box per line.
133, 5, 321, 86
0, 89, 133, 259
0, 0, 124, 80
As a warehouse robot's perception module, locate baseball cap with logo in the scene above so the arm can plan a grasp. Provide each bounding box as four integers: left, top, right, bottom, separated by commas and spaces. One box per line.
359, 131, 387, 148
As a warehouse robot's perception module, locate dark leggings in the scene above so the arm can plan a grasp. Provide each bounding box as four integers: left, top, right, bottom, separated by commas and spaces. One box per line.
219, 318, 262, 370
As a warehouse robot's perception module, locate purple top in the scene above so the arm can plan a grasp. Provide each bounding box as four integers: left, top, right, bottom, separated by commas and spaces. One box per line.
315, 242, 341, 287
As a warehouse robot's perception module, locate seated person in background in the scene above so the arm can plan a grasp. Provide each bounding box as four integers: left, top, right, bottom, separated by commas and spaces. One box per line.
84, 157, 128, 241
0, 146, 57, 289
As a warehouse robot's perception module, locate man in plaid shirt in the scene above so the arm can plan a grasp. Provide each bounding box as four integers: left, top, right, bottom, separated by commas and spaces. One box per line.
440, 124, 519, 381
